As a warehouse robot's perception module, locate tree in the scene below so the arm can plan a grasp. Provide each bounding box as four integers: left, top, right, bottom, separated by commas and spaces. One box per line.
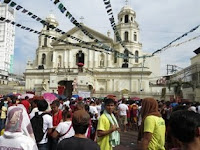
168, 80, 194, 101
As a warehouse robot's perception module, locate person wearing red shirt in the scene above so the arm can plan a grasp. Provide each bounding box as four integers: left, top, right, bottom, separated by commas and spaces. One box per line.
49, 100, 63, 150
20, 96, 31, 113
51, 100, 63, 127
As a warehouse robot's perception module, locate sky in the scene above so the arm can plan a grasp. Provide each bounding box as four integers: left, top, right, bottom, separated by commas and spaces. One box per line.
8, 0, 200, 76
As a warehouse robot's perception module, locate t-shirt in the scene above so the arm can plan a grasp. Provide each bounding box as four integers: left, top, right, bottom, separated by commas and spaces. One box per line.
97, 114, 112, 150
0, 132, 38, 150
0, 106, 7, 119
56, 121, 75, 143
29, 107, 39, 119
89, 105, 98, 120
57, 136, 100, 150
96, 105, 101, 119
144, 115, 166, 150
20, 100, 30, 113
35, 111, 53, 144
52, 110, 62, 126
118, 103, 128, 116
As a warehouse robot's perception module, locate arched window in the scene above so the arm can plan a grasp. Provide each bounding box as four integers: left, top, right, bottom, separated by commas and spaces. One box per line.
41, 53, 46, 65
124, 31, 129, 42
76, 50, 85, 65
131, 17, 133, 21
134, 32, 137, 41
135, 51, 139, 63
121, 18, 123, 22
125, 15, 129, 23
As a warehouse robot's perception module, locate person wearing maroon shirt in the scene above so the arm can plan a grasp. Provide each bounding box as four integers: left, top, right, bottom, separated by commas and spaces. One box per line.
49, 100, 63, 150
20, 96, 31, 113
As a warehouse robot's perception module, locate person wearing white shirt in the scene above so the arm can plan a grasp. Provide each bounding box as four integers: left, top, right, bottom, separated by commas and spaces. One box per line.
32, 100, 53, 150
118, 99, 129, 132
89, 101, 98, 140
52, 109, 75, 143
29, 100, 39, 119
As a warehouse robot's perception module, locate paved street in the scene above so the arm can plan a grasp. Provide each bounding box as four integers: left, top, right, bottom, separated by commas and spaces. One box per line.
114, 130, 139, 150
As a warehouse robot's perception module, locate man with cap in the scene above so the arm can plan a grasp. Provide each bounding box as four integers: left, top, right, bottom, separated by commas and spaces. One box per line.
57, 110, 100, 150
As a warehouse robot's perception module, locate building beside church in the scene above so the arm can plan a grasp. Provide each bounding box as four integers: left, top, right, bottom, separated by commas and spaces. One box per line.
0, 3, 15, 85
169, 47, 200, 102
24, 5, 161, 98
0, 3, 15, 74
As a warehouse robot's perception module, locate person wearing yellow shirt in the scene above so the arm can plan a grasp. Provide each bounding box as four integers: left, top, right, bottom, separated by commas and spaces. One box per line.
0, 99, 7, 132
138, 97, 166, 150
97, 98, 120, 150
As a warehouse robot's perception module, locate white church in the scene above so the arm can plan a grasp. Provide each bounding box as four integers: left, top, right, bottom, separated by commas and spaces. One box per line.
24, 5, 161, 98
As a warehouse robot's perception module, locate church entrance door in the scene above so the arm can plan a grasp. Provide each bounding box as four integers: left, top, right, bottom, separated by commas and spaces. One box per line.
58, 80, 73, 98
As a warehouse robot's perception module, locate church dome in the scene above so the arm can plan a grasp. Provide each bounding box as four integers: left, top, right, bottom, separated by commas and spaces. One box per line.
118, 5, 136, 19
46, 14, 59, 26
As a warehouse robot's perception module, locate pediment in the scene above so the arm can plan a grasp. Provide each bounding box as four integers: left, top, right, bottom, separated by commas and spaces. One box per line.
51, 24, 113, 46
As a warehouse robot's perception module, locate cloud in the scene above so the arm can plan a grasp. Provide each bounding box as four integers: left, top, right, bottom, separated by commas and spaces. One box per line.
10, 0, 200, 76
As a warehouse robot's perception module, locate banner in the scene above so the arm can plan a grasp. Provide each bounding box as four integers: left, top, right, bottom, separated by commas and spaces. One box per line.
78, 91, 91, 99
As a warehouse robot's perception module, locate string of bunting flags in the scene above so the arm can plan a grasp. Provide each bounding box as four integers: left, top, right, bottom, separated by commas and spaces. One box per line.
2, 0, 199, 60
2, 0, 139, 60
1, 0, 114, 53
48, 0, 115, 52
0, 16, 114, 55
169, 35, 200, 48
102, 0, 134, 58
151, 24, 200, 56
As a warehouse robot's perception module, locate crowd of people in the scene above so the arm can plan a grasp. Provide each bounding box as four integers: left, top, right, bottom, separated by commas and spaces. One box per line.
0, 94, 199, 150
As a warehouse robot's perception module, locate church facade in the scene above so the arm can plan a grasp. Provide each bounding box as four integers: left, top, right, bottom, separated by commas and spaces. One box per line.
24, 5, 161, 98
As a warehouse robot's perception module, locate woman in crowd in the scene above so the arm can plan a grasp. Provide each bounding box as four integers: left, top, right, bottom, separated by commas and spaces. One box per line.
0, 105, 38, 150
139, 97, 166, 150
52, 108, 75, 143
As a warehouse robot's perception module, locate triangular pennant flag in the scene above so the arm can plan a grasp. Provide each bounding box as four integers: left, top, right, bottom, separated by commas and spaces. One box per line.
5, 19, 11, 23
16, 24, 21, 27
22, 9, 28, 13
104, 0, 110, 5
30, 29, 34, 32
25, 27, 30, 30
106, 4, 111, 9
3, 0, 11, 4
107, 8, 112, 14
58, 3, 67, 13
21, 26, 25, 29
31, 15, 37, 19
16, 5, 23, 10
11, 21, 15, 25
36, 17, 41, 21
40, 20, 45, 24
28, 12, 33, 16
0, 17, 6, 21
9, 1, 17, 7
54, 0, 60, 5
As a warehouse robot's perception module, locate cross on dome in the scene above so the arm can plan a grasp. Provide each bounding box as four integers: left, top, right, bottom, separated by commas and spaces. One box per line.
80, 16, 84, 24
125, 0, 128, 5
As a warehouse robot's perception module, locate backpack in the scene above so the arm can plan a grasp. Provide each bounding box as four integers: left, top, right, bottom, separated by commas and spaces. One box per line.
31, 112, 49, 143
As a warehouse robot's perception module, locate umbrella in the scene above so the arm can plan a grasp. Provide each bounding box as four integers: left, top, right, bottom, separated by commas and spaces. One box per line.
72, 95, 79, 99
52, 93, 67, 100
106, 94, 117, 101
7, 92, 21, 97
21, 93, 34, 99
43, 93, 58, 103
130, 97, 141, 101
